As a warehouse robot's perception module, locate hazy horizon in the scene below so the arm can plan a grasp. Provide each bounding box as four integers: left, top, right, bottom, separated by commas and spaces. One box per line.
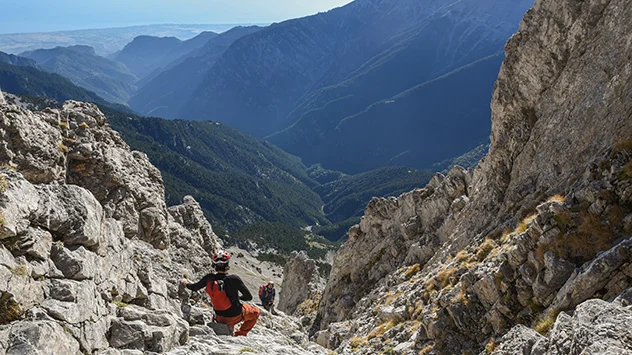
0, 0, 353, 34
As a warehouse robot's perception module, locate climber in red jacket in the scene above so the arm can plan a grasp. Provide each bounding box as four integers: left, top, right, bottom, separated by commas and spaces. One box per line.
180, 250, 260, 336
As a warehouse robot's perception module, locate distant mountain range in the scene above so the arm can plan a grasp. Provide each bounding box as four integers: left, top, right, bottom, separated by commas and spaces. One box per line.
0, 24, 252, 55
0, 60, 106, 105
113, 31, 218, 80
128, 0, 534, 174
20, 45, 138, 103
0, 59, 434, 241
128, 26, 263, 117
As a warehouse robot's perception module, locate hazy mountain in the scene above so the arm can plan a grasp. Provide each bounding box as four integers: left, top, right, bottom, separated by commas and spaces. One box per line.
129, 26, 263, 117
0, 24, 243, 56
0, 51, 39, 68
114, 31, 220, 79
0, 61, 107, 104
130, 0, 533, 174
20, 45, 137, 103
104, 106, 433, 240
272, 53, 505, 173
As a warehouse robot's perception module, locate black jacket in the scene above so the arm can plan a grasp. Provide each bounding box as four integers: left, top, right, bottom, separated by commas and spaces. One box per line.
186, 273, 252, 317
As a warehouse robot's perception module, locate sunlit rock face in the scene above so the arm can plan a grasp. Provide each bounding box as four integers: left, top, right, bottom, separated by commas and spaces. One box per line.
315, 0, 632, 354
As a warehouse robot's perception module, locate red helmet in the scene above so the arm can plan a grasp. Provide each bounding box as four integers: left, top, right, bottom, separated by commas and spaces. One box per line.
212, 250, 231, 265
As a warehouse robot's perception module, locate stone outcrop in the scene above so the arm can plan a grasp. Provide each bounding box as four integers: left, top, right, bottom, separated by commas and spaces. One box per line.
0, 99, 329, 354
278, 251, 325, 317
492, 295, 632, 355
0, 101, 217, 354
315, 0, 632, 354
317, 167, 470, 327
0, 88, 4, 105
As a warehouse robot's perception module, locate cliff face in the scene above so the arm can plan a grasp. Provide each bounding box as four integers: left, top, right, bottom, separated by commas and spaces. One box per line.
316, 0, 632, 354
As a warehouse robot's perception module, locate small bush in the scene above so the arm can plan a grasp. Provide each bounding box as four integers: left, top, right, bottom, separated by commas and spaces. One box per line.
239, 348, 257, 353
453, 288, 470, 306
79, 122, 89, 129
58, 121, 68, 129
113, 299, 129, 308
58, 144, 69, 153
553, 210, 572, 232
9, 264, 28, 276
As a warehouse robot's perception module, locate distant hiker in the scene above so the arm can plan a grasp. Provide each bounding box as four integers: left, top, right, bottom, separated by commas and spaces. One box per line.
259, 281, 278, 315
180, 250, 260, 336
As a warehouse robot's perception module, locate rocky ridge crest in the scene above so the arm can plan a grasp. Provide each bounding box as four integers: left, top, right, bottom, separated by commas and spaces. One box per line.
314, 0, 632, 354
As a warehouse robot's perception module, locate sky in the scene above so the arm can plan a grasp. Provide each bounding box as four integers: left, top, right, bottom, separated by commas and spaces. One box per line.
0, 0, 354, 34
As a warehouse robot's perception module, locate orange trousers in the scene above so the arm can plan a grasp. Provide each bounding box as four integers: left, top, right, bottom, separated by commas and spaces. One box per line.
215, 304, 260, 336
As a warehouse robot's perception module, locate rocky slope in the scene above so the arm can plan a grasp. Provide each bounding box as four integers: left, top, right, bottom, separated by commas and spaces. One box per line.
313, 0, 632, 354
0, 99, 325, 354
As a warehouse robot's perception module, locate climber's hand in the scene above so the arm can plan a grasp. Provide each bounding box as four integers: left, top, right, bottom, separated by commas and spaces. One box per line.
180, 279, 188, 287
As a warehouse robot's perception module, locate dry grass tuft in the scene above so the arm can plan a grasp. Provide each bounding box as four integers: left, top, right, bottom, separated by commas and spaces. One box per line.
368, 320, 396, 340
621, 160, 632, 180
9, 264, 28, 276
453, 287, 470, 306
418, 345, 434, 355
612, 139, 632, 156
533, 311, 558, 335
350, 336, 368, 349
0, 292, 22, 325
476, 238, 497, 261
404, 264, 421, 279
546, 194, 566, 203
436, 267, 457, 289
515, 214, 538, 235
484, 339, 498, 354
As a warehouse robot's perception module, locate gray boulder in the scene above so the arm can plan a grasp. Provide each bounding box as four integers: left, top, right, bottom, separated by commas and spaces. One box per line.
4, 321, 81, 355
35, 184, 104, 248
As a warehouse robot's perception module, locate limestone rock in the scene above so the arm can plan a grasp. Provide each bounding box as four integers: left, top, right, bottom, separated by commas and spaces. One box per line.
495, 298, 632, 355
548, 237, 632, 312
315, 0, 632, 354
50, 243, 97, 280
0, 106, 66, 184
34, 184, 104, 248
278, 251, 325, 316
0, 88, 5, 105
4, 321, 81, 355
167, 196, 219, 253
318, 167, 470, 327
489, 325, 544, 355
